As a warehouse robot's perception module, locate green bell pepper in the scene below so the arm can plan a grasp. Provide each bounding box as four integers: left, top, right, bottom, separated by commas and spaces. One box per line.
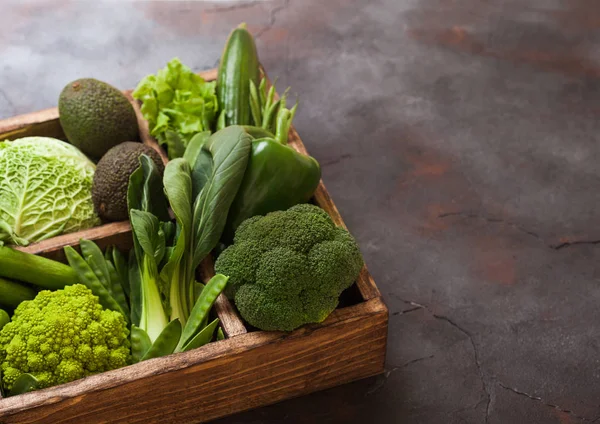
222, 132, 321, 241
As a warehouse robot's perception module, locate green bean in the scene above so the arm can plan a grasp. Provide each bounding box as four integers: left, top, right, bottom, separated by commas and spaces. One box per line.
0, 309, 9, 331
217, 327, 225, 341
9, 373, 39, 396
289, 101, 298, 123
131, 325, 152, 363
261, 83, 277, 128
178, 274, 228, 350
258, 77, 267, 107
262, 99, 281, 133
64, 246, 125, 318
80, 239, 111, 291
180, 318, 220, 352
106, 260, 130, 317
275, 109, 292, 145
112, 247, 130, 298
249, 79, 262, 126
141, 319, 181, 361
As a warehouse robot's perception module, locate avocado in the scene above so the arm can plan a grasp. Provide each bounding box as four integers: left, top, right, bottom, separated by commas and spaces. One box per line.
58, 78, 139, 159
92, 142, 164, 222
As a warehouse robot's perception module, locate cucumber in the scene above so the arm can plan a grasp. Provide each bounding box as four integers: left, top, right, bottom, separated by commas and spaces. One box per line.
0, 246, 78, 290
217, 23, 260, 127
0, 277, 36, 309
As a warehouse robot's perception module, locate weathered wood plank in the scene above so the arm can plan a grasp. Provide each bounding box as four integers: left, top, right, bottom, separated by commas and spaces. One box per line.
16, 221, 133, 262
0, 297, 387, 424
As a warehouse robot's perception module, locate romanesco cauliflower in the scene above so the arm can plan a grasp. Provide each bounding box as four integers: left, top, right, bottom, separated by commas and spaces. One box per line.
0, 284, 130, 391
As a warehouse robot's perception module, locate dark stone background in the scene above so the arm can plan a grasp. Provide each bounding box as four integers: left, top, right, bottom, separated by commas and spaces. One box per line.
1, 1, 599, 422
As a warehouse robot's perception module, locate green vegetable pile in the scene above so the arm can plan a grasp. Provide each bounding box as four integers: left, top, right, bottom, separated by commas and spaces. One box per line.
216, 204, 364, 331
0, 22, 365, 398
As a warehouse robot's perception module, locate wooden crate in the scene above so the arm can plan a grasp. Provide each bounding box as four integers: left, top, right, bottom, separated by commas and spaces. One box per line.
0, 70, 388, 424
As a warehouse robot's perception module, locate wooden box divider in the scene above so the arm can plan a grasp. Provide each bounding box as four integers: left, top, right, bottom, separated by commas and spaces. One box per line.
0, 67, 387, 424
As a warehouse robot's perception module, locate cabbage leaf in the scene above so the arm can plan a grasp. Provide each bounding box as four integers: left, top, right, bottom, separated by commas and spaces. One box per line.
0, 137, 100, 246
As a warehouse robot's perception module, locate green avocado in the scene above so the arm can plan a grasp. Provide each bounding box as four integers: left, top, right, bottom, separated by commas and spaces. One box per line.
58, 78, 139, 159
92, 142, 164, 222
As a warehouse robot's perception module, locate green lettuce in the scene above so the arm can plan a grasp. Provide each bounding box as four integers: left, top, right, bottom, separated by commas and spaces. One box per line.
133, 58, 218, 159
0, 137, 100, 246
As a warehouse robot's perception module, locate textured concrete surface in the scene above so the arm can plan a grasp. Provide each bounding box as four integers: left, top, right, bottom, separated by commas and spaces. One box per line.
2, 1, 600, 423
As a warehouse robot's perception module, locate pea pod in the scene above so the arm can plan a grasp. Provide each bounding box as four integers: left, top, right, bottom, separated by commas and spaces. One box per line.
180, 318, 220, 353
80, 239, 111, 290
0, 246, 77, 290
64, 246, 127, 320
112, 247, 130, 297
0, 309, 9, 331
178, 274, 228, 350
0, 278, 36, 309
131, 325, 152, 363
106, 260, 130, 317
141, 319, 182, 361
86, 255, 111, 294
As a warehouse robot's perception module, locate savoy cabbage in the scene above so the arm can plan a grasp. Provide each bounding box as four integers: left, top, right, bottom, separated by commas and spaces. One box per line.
0, 137, 100, 246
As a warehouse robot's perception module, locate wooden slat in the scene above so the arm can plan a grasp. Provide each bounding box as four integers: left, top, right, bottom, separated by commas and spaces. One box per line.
16, 221, 133, 262
197, 255, 247, 338
0, 297, 387, 424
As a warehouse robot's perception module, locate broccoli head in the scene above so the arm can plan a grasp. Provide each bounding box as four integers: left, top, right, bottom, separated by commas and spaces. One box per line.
215, 204, 364, 331
0, 284, 130, 391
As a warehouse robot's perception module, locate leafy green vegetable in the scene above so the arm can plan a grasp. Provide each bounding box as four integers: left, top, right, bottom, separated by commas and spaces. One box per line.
129, 210, 169, 343
132, 58, 218, 159
0, 137, 100, 246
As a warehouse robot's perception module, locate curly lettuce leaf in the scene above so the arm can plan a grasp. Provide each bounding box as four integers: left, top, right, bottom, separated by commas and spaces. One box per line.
0, 137, 100, 246
133, 58, 218, 159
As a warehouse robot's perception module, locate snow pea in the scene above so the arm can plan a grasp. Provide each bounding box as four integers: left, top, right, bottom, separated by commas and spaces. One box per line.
105, 260, 129, 317
64, 246, 126, 319
141, 319, 182, 361
131, 325, 152, 363
180, 318, 220, 352
178, 274, 228, 350
80, 239, 111, 290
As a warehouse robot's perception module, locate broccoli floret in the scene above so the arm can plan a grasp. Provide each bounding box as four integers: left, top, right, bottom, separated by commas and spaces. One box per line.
0, 284, 130, 391
215, 204, 364, 331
